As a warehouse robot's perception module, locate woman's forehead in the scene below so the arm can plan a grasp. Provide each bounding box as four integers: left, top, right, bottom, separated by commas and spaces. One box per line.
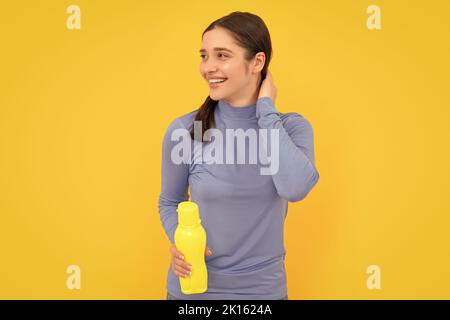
201, 28, 240, 52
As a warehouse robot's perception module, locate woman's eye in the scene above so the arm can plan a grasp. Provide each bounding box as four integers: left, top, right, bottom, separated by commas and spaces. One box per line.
200, 53, 228, 59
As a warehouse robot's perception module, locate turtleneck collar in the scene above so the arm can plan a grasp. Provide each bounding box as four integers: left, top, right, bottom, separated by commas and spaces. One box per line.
217, 99, 257, 120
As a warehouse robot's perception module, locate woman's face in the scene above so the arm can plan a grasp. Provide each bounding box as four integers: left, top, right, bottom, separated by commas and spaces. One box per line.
199, 27, 262, 104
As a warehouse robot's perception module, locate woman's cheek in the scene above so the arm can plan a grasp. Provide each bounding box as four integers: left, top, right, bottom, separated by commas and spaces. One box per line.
221, 62, 233, 74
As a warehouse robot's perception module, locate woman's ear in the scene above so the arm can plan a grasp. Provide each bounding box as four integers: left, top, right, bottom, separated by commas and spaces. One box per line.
253, 52, 266, 73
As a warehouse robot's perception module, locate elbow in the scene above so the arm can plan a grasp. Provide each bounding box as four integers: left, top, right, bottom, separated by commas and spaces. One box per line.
278, 168, 320, 202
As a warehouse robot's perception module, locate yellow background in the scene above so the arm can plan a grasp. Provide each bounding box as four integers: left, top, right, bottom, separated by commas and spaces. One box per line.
1, 0, 449, 299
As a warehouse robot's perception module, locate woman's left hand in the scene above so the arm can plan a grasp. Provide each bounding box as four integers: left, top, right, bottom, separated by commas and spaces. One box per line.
258, 70, 277, 104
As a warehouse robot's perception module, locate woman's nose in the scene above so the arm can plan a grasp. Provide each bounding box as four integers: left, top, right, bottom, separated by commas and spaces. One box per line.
204, 60, 218, 73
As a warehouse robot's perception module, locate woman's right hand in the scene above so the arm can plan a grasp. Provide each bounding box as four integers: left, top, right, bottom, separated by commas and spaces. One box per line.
170, 243, 212, 278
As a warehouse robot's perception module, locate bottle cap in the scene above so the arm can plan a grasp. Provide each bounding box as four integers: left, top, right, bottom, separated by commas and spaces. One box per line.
177, 201, 201, 226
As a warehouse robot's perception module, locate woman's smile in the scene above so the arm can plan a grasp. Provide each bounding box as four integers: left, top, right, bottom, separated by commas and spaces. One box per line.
208, 78, 228, 89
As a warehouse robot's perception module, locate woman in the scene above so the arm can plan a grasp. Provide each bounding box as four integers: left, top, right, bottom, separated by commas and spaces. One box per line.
158, 11, 320, 300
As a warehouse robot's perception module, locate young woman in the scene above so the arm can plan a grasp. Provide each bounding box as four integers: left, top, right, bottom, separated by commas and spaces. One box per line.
159, 11, 320, 300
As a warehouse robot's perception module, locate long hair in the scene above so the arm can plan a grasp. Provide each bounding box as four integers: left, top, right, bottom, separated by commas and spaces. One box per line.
190, 11, 273, 141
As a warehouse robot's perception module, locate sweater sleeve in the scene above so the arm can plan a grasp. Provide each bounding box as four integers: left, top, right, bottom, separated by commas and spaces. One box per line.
158, 118, 190, 244
256, 96, 320, 202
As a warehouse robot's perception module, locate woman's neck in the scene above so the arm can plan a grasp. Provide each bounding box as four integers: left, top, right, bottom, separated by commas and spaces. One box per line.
224, 81, 260, 108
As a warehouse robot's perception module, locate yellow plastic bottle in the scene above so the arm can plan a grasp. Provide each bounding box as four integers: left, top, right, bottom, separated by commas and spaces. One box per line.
174, 201, 208, 294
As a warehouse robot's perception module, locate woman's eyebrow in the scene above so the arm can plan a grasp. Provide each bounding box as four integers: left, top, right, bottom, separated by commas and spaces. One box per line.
199, 47, 233, 53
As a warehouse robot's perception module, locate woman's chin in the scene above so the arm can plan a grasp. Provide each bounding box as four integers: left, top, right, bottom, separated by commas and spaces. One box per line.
209, 92, 223, 100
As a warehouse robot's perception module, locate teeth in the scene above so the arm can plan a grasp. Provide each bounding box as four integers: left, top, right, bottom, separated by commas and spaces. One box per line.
209, 78, 226, 83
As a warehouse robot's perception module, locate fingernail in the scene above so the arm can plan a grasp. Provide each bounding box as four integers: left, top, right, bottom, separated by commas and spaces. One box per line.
180, 255, 184, 260
188, 265, 192, 270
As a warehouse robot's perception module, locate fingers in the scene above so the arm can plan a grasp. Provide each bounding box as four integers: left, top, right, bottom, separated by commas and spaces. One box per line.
170, 245, 192, 278
172, 257, 192, 278
169, 244, 212, 278
170, 244, 184, 260
172, 260, 191, 278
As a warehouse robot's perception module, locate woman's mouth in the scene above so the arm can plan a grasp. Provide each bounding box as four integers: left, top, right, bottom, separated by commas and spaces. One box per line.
208, 78, 227, 89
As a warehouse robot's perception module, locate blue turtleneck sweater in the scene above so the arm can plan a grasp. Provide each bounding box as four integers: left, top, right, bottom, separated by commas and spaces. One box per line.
158, 96, 319, 299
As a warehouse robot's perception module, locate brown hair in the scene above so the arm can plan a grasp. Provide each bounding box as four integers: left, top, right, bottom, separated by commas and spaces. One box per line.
190, 11, 273, 141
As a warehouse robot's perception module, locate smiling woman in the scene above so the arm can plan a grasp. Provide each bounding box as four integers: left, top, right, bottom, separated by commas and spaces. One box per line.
192, 12, 272, 141
158, 11, 319, 300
